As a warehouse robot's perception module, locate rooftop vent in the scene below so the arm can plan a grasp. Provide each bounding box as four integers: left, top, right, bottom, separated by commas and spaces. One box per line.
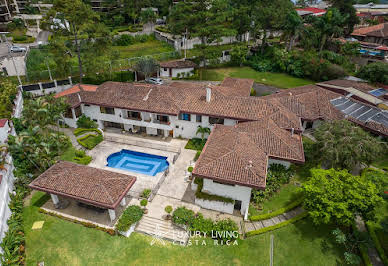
206, 86, 211, 102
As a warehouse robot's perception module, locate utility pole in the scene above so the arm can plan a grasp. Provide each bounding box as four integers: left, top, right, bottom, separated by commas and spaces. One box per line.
45, 57, 52, 80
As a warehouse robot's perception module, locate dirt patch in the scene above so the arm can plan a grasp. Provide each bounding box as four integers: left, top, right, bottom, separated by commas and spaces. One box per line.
253, 82, 280, 96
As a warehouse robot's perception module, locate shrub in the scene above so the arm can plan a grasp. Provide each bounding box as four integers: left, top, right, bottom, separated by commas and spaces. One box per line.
75, 149, 86, 157
76, 115, 98, 129
141, 189, 151, 199
165, 205, 173, 214
115, 205, 143, 232
172, 206, 195, 226
190, 213, 214, 236
73, 155, 92, 165
213, 219, 239, 241
188, 166, 193, 173
194, 151, 201, 161
74, 128, 101, 137
77, 134, 103, 150
140, 199, 148, 207
249, 197, 304, 221
357, 62, 388, 84
366, 221, 388, 265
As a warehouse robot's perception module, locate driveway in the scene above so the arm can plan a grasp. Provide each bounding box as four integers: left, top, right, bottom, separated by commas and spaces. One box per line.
253, 82, 280, 96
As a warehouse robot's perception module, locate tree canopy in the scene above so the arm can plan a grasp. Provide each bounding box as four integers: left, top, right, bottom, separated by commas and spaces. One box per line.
302, 168, 383, 226
313, 120, 384, 170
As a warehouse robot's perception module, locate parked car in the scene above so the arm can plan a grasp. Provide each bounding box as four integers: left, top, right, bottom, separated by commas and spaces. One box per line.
10, 46, 27, 53
156, 19, 166, 25
146, 77, 164, 85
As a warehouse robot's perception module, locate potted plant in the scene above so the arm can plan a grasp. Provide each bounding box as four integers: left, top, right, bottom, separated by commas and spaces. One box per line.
140, 199, 148, 214
164, 205, 173, 220
141, 189, 151, 199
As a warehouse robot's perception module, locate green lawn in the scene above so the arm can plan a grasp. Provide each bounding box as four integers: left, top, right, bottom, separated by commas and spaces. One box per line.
199, 67, 314, 89
112, 40, 175, 59
24, 192, 344, 265
60, 145, 92, 165
249, 183, 302, 216
372, 156, 388, 171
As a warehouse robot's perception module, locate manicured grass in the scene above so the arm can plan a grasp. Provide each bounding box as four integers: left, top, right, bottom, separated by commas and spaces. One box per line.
198, 67, 314, 89
249, 183, 302, 216
367, 200, 388, 259
184, 138, 205, 151
77, 134, 103, 150
24, 192, 345, 265
372, 156, 388, 171
60, 145, 92, 165
112, 40, 175, 59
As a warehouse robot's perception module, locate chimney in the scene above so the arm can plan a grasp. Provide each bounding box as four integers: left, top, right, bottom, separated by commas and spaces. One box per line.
291, 128, 294, 136
206, 86, 211, 102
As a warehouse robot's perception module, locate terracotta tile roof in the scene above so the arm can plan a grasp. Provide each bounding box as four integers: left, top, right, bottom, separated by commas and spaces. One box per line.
29, 161, 136, 209
318, 79, 377, 93
262, 85, 344, 121
193, 118, 304, 189
352, 23, 388, 37
55, 84, 98, 98
219, 77, 254, 97
0, 119, 8, 128
159, 59, 197, 68
61, 81, 302, 131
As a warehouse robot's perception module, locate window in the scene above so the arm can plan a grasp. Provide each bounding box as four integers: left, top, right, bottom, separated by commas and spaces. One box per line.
128, 111, 141, 120
209, 117, 224, 125
179, 113, 191, 121
196, 115, 202, 123
100, 107, 115, 115
164, 68, 167, 71
84, 104, 90, 107
74, 106, 82, 118
157, 115, 169, 124
64, 108, 73, 119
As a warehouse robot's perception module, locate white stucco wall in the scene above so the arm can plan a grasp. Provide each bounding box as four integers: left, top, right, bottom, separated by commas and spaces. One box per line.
268, 158, 291, 168
0, 121, 10, 144
195, 198, 234, 214
160, 67, 194, 78
201, 178, 252, 215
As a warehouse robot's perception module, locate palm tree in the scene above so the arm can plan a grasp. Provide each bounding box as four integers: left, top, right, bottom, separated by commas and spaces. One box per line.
196, 126, 210, 143
283, 11, 305, 51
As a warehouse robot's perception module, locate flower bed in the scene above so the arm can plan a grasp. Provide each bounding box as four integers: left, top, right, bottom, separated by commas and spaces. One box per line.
115, 205, 143, 232
77, 133, 103, 150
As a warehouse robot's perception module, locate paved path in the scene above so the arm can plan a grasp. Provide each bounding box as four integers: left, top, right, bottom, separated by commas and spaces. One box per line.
54, 127, 82, 150
244, 207, 305, 232
355, 216, 384, 266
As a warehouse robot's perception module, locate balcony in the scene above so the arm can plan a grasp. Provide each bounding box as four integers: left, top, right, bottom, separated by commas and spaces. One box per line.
154, 120, 170, 125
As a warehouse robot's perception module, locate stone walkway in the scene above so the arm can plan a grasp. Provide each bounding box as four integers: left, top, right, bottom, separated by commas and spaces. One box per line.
244, 207, 304, 232
54, 127, 82, 150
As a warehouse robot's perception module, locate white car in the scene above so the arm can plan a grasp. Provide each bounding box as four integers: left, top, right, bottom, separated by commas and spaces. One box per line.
146, 77, 164, 85
10, 46, 27, 53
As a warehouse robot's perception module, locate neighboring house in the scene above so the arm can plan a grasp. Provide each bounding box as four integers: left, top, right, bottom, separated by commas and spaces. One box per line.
352, 23, 388, 45
159, 59, 197, 78
296, 7, 326, 17
354, 3, 388, 13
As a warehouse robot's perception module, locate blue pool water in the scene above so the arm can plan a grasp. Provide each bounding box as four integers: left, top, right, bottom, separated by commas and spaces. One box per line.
107, 150, 169, 176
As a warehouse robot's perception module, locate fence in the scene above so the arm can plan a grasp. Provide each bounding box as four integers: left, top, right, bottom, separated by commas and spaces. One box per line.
20, 78, 73, 96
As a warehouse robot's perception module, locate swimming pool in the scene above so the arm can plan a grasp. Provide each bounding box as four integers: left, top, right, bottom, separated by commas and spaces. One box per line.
107, 149, 169, 176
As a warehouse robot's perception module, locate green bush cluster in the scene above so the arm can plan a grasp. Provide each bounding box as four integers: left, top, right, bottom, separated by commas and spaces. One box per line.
141, 189, 151, 199
247, 47, 347, 81
74, 128, 101, 137
195, 178, 234, 204
249, 197, 304, 221
73, 150, 92, 165
187, 166, 193, 173
252, 164, 294, 205
185, 138, 205, 151
246, 212, 308, 237
172, 207, 239, 241
357, 62, 388, 85
0, 184, 29, 265
77, 133, 103, 150
359, 243, 372, 266
115, 205, 144, 232
113, 34, 154, 46
155, 26, 171, 33
76, 115, 98, 129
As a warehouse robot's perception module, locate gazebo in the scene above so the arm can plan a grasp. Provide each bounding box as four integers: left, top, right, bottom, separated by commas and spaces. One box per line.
29, 161, 136, 222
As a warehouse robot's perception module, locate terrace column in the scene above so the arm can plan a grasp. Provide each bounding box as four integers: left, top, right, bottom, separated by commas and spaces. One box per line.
71, 108, 76, 121
120, 198, 126, 207
108, 209, 116, 221
50, 194, 59, 205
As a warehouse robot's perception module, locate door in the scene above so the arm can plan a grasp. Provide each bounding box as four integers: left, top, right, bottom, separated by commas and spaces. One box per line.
169, 68, 172, 77
234, 200, 242, 211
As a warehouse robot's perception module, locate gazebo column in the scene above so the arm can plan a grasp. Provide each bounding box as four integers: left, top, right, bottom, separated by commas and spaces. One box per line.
51, 194, 59, 205
108, 209, 116, 221
120, 197, 126, 207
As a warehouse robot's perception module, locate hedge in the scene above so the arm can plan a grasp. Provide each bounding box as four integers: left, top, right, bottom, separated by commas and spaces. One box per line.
115, 205, 143, 232
74, 128, 101, 137
77, 133, 103, 149
246, 212, 308, 237
366, 221, 388, 265
249, 197, 304, 221
195, 178, 234, 204
359, 243, 372, 266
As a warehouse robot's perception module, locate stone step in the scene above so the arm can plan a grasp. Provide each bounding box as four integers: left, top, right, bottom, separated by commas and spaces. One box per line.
136, 216, 188, 244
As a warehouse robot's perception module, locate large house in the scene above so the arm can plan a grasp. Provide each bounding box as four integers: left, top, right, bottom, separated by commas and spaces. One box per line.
352, 23, 388, 45
54, 78, 388, 215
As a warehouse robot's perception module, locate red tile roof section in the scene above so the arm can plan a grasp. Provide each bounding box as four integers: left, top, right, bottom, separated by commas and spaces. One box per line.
159, 59, 197, 68
193, 118, 304, 189
55, 84, 98, 98
29, 161, 136, 209
0, 119, 8, 128
352, 23, 388, 37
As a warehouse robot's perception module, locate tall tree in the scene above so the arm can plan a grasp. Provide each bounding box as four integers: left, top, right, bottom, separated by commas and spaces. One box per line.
313, 120, 384, 170
134, 57, 159, 79
302, 168, 383, 226
327, 0, 359, 35
283, 10, 305, 51
45, 0, 110, 84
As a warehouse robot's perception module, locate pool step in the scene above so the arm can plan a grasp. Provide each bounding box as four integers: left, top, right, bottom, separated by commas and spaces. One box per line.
136, 216, 189, 245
